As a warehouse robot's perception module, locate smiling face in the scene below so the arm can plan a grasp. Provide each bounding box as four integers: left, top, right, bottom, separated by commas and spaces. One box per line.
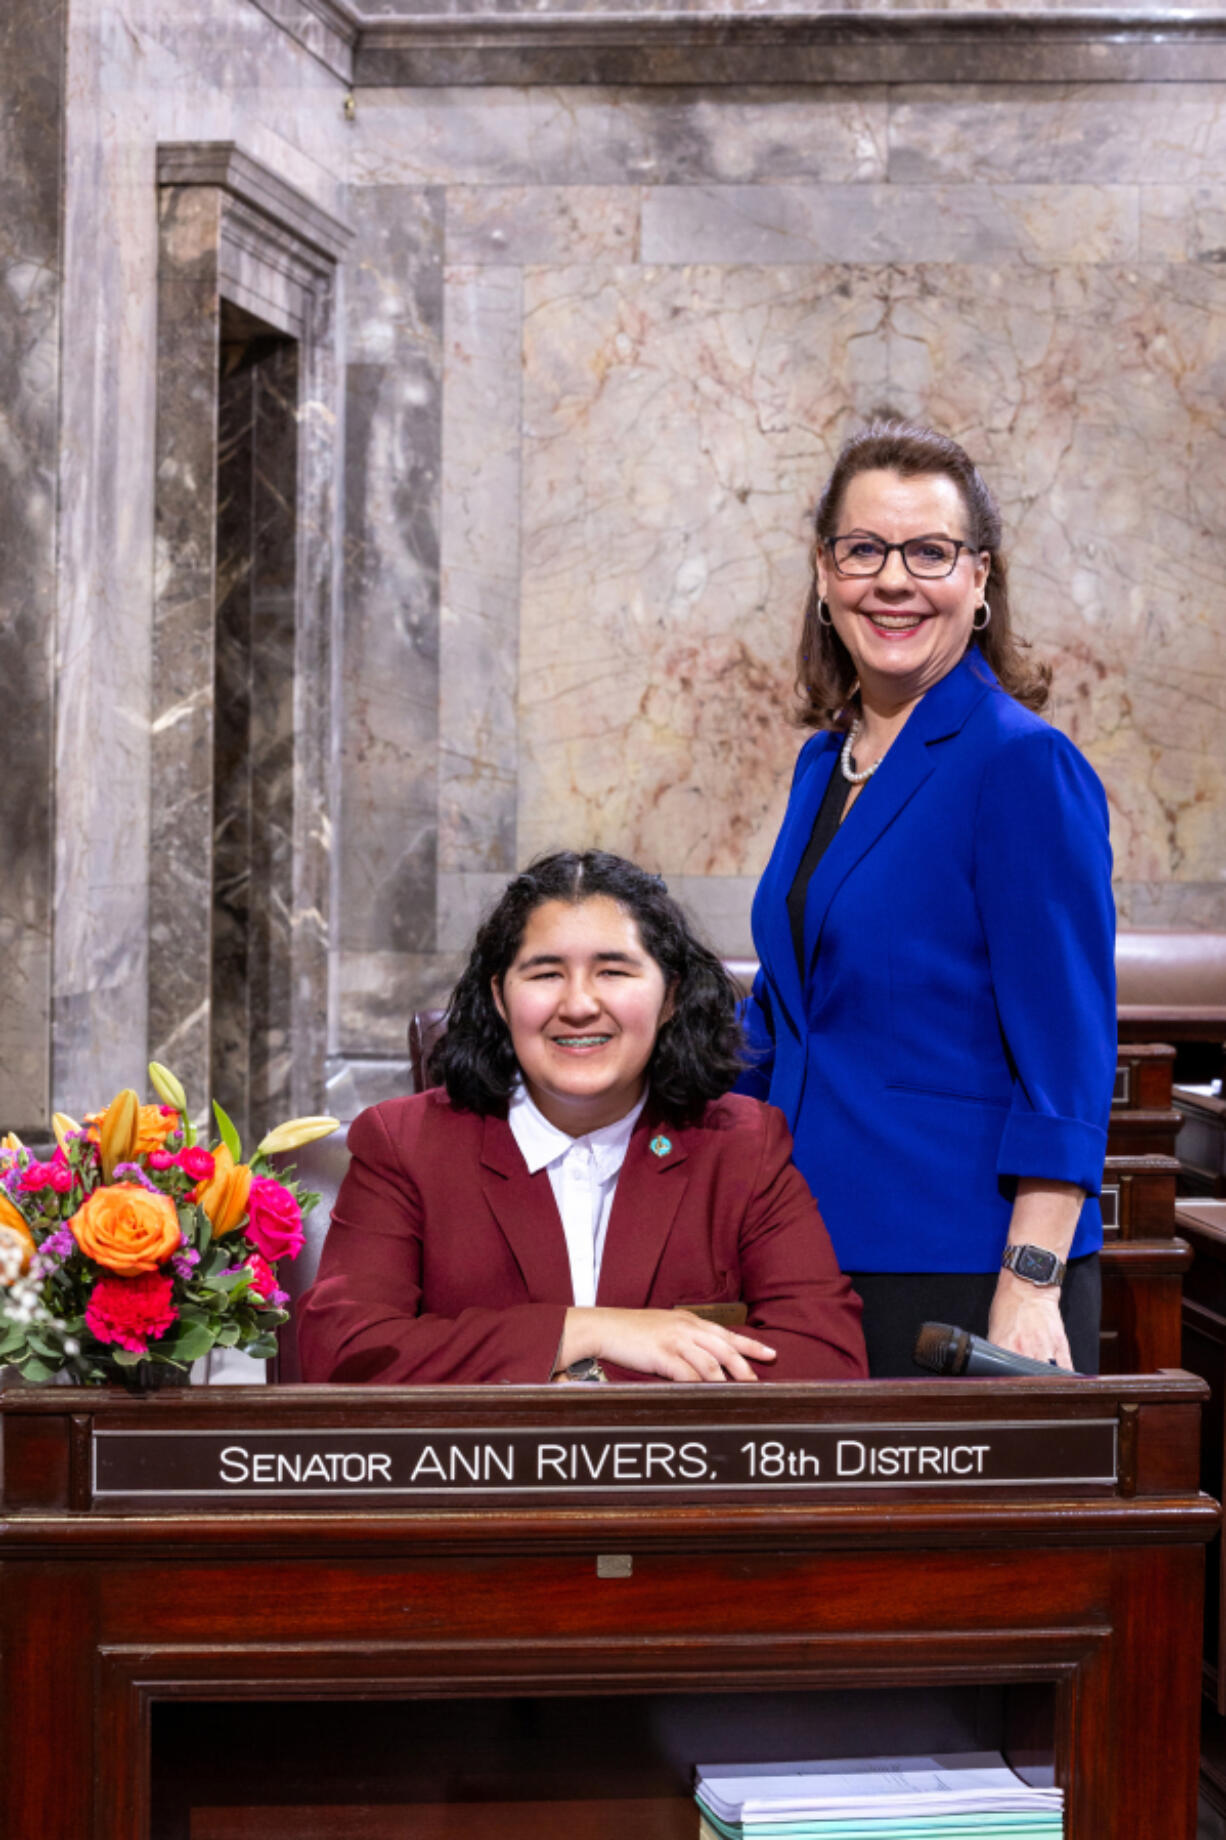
493, 895, 674, 1136
816, 468, 989, 715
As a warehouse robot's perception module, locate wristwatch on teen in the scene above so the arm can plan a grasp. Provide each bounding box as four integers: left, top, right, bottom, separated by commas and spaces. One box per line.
556, 1358, 608, 1384
1000, 1243, 1067, 1289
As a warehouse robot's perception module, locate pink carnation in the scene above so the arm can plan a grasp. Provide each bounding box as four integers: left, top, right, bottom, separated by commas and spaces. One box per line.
245, 1176, 304, 1262
147, 1150, 175, 1170
84, 1271, 179, 1354
176, 1146, 215, 1181
18, 1151, 73, 1195
245, 1252, 279, 1299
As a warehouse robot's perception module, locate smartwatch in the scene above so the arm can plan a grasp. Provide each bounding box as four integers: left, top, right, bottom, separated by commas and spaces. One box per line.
1001, 1243, 1066, 1288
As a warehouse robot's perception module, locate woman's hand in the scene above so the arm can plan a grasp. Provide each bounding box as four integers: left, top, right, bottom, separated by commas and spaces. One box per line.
557, 1306, 777, 1383
987, 1270, 1074, 1369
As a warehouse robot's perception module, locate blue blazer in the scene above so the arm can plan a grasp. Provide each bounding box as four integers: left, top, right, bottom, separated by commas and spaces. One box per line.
736, 651, 1116, 1273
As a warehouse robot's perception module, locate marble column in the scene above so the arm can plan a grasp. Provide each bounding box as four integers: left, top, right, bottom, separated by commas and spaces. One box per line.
212, 326, 301, 1149
149, 146, 348, 1128
148, 184, 225, 1118
0, 0, 66, 1136
332, 185, 445, 1101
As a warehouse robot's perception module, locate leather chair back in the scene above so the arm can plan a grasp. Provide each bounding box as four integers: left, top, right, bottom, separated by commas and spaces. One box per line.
1115, 931, 1226, 1010
272, 1128, 351, 1382
408, 1009, 448, 1092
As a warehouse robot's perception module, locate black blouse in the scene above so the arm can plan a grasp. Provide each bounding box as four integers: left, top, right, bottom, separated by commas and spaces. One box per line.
785, 758, 853, 977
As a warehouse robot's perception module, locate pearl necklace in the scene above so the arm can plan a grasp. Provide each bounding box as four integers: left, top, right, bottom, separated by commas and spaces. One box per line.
840, 719, 881, 786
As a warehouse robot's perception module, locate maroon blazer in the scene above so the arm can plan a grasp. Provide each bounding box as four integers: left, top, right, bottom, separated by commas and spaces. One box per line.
300, 1089, 865, 1383
298, 1089, 867, 1385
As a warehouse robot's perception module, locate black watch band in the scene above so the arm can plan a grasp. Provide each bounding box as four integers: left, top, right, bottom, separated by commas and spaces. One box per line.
1001, 1243, 1066, 1288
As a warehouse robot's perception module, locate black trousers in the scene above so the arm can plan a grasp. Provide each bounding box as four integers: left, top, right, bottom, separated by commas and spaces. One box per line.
847, 1253, 1102, 1379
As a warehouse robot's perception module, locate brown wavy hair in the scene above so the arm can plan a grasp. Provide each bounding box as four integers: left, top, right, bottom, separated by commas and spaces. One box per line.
795, 420, 1050, 731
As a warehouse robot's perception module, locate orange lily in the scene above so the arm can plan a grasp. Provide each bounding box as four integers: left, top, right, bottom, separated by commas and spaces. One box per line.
98, 1089, 140, 1180
193, 1143, 252, 1238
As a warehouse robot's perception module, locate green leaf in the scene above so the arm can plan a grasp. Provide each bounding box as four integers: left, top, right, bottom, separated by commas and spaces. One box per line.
25, 1330, 64, 1361
216, 1321, 241, 1347
19, 1356, 58, 1383
0, 1325, 28, 1359
212, 1268, 253, 1294
160, 1321, 215, 1363
212, 1100, 242, 1165
111, 1348, 145, 1368
243, 1335, 280, 1361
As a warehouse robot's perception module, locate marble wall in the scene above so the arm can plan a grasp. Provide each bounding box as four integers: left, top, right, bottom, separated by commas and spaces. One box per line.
325, 72, 1226, 1102
5, 0, 1226, 1132
0, 0, 65, 1135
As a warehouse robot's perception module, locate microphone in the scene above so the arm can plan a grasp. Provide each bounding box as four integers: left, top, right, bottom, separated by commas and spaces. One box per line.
913, 1322, 1076, 1378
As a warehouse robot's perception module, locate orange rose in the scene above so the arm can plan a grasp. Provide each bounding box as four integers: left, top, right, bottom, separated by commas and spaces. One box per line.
0, 1192, 36, 1280
192, 1143, 252, 1238
69, 1185, 182, 1275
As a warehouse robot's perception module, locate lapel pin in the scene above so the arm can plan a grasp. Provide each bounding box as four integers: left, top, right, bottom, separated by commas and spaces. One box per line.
649, 1134, 672, 1158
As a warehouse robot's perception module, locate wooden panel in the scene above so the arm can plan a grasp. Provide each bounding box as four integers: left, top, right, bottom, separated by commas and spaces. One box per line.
0, 1567, 96, 1840
1134, 1402, 1206, 1498
1100, 1239, 1190, 1373
1100, 1155, 1179, 1239
0, 1409, 70, 1509
1112, 1040, 1177, 1118
1105, 1109, 1181, 1158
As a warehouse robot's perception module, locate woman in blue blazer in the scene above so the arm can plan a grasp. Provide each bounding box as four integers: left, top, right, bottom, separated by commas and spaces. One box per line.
737, 422, 1116, 1376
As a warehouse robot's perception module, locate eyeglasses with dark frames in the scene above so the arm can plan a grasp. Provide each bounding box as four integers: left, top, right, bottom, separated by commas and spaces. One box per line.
828, 534, 982, 580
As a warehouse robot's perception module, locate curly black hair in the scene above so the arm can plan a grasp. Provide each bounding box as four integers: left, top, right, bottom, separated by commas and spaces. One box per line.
428, 851, 746, 1127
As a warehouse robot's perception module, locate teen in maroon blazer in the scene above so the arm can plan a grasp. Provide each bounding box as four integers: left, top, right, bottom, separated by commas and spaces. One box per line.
298, 853, 867, 1386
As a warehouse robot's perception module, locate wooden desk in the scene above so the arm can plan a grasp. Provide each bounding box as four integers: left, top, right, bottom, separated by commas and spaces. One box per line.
0, 1379, 1216, 1840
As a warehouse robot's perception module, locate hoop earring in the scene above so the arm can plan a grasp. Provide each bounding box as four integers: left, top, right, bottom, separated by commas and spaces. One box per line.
972, 600, 991, 632
817, 598, 834, 628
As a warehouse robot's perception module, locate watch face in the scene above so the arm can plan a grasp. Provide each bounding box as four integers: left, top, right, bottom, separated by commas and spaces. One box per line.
1013, 1245, 1059, 1284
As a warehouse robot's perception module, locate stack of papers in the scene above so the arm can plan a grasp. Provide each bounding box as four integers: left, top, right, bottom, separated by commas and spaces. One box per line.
695, 1753, 1063, 1838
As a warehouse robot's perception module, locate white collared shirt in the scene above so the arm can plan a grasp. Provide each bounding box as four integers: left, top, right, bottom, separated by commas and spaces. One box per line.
507, 1083, 648, 1306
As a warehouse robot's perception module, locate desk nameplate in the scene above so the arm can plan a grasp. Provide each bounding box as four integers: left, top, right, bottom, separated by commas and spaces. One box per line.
91, 1418, 1118, 1508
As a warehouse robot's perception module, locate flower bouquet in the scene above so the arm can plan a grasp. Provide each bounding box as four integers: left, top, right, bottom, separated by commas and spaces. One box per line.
0, 1063, 338, 1387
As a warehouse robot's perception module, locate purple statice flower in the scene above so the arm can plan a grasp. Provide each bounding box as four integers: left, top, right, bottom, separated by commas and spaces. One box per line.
38, 1225, 77, 1261
269, 1287, 289, 1307
169, 1248, 201, 1280
111, 1161, 163, 1194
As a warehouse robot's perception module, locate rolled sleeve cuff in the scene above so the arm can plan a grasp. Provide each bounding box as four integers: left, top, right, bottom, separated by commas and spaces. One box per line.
996, 1113, 1108, 1195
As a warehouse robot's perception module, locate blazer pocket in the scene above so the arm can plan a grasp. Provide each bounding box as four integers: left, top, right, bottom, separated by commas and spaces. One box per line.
884, 1079, 1008, 1109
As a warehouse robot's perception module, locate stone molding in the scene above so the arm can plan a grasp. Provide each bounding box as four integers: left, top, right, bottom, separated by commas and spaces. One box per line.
242, 0, 1226, 87
349, 8, 1226, 86
156, 143, 352, 266
246, 0, 359, 82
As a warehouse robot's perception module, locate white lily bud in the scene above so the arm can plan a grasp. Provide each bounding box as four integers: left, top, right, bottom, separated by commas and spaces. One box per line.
51, 1112, 81, 1154
148, 1061, 188, 1113
256, 1115, 341, 1157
